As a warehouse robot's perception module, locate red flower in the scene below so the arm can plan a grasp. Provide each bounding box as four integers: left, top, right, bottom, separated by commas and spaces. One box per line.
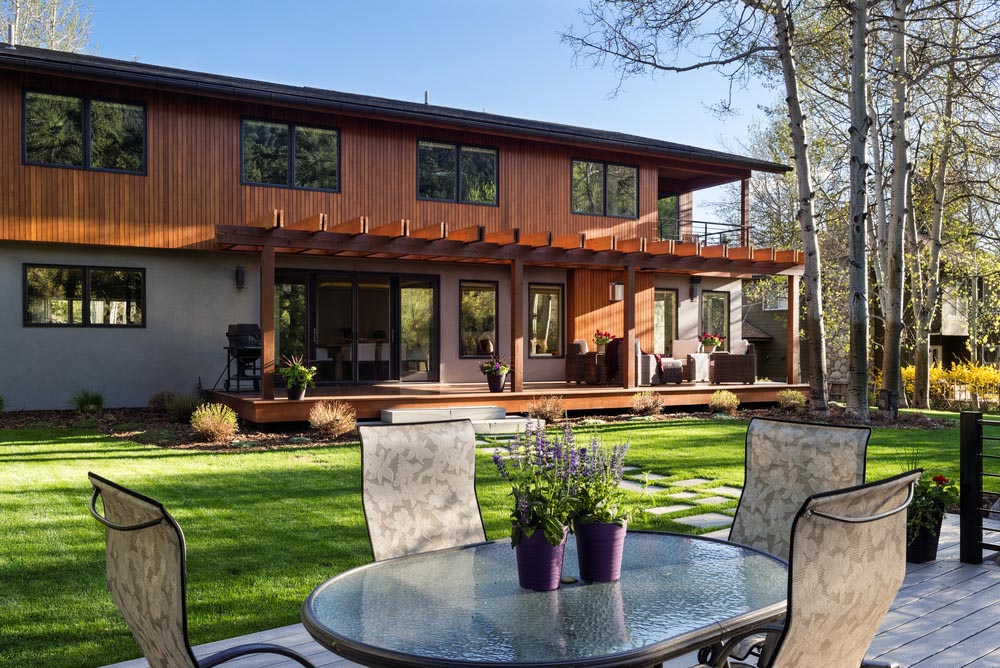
932, 475, 949, 485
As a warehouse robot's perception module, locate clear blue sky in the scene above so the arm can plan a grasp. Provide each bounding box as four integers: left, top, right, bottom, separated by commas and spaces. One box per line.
89, 0, 777, 217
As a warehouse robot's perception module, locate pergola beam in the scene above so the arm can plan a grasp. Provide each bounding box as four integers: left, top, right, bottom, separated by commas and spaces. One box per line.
284, 213, 327, 232
247, 209, 281, 229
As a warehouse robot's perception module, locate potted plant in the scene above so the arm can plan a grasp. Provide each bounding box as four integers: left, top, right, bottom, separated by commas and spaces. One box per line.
697, 332, 726, 354
480, 354, 511, 393
493, 427, 575, 590
907, 473, 959, 563
572, 434, 632, 582
278, 355, 316, 400
594, 329, 615, 355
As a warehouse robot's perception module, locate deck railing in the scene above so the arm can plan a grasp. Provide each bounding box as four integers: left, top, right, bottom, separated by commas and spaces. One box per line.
658, 218, 746, 246
959, 411, 1000, 563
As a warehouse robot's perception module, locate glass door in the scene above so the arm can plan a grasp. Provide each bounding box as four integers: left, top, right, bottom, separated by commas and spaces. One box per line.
275, 274, 307, 370
314, 274, 355, 382
399, 278, 438, 381
356, 277, 392, 382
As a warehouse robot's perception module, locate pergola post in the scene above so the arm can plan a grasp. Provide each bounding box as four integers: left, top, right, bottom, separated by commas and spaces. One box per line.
261, 245, 276, 400
740, 178, 751, 246
786, 274, 800, 384
622, 265, 637, 389
510, 259, 524, 392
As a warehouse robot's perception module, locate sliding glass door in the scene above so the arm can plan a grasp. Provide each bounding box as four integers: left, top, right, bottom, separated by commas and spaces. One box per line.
399, 278, 436, 381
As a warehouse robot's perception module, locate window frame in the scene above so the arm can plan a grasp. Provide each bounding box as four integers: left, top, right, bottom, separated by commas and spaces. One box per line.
570, 158, 639, 219
458, 280, 500, 359
23, 263, 147, 328
416, 139, 500, 206
240, 118, 342, 193
22, 90, 148, 175
527, 282, 565, 359
700, 289, 731, 351
653, 287, 679, 356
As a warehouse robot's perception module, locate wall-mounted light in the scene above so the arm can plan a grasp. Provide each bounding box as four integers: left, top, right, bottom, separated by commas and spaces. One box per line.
689, 276, 702, 302
235, 266, 246, 289
609, 282, 624, 302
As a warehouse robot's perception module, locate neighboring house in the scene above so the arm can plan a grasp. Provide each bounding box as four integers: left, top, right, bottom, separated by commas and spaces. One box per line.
0, 45, 803, 414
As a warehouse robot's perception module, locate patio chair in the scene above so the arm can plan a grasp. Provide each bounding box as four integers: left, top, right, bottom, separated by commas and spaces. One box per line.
360, 419, 486, 561
697, 470, 920, 668
566, 338, 589, 383
709, 340, 756, 384
88, 472, 315, 668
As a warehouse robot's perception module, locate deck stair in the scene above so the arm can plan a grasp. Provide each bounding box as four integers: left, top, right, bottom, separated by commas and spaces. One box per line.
377, 405, 542, 435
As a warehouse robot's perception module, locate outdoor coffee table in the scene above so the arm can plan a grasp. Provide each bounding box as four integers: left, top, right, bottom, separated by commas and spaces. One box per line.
302, 531, 787, 668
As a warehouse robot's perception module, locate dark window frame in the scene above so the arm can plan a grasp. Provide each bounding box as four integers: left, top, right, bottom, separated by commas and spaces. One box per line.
527, 282, 565, 359
240, 117, 342, 193
458, 280, 500, 359
22, 90, 148, 175
570, 158, 639, 219
700, 289, 731, 351
416, 139, 500, 207
23, 263, 147, 328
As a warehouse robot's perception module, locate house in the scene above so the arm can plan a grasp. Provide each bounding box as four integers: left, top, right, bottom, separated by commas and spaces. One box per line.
0, 44, 804, 418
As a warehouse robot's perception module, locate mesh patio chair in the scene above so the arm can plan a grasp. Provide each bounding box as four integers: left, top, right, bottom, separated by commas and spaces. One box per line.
360, 419, 487, 561
696, 470, 920, 668
88, 472, 315, 668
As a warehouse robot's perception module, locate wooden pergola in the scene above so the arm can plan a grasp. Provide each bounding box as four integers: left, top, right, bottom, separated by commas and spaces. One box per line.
216, 212, 804, 400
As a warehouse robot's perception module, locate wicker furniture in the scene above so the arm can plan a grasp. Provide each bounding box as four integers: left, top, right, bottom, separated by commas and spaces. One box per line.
88, 473, 315, 668
565, 339, 589, 383
709, 343, 756, 384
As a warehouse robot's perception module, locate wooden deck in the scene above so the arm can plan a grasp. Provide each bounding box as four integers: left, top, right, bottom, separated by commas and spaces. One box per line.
207, 380, 809, 422
98, 515, 1000, 668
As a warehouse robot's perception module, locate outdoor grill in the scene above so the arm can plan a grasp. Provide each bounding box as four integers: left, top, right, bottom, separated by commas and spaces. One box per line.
224, 323, 262, 392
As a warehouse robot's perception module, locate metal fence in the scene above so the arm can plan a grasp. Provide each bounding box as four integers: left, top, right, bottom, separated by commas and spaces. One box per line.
959, 411, 1000, 563
658, 218, 746, 246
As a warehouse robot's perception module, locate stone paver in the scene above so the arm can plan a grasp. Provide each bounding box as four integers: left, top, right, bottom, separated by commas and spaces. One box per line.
705, 486, 742, 497
669, 478, 712, 487
638, 472, 669, 481
618, 480, 653, 494
645, 504, 695, 516
623, 466, 640, 472
666, 491, 699, 500
673, 513, 733, 529
693, 496, 733, 506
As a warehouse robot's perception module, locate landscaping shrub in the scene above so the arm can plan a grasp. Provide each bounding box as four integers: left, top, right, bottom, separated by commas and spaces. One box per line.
777, 389, 806, 412
148, 390, 176, 412
166, 393, 205, 423
527, 395, 566, 424
71, 389, 104, 415
309, 400, 357, 437
708, 390, 739, 416
631, 390, 663, 416
190, 403, 239, 442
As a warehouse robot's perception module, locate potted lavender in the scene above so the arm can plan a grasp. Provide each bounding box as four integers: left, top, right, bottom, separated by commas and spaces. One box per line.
572, 435, 632, 582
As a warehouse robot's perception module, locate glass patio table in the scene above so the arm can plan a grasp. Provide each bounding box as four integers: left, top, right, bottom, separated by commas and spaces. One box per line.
302, 531, 787, 668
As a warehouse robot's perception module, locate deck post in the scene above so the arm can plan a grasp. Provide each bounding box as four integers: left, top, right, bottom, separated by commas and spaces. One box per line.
786, 274, 799, 384
261, 245, 276, 400
960, 411, 984, 564
623, 265, 637, 389
740, 178, 751, 246
510, 259, 524, 392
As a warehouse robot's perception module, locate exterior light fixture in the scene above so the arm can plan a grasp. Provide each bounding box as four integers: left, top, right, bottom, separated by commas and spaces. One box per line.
609, 282, 624, 302
689, 276, 702, 302
235, 266, 246, 289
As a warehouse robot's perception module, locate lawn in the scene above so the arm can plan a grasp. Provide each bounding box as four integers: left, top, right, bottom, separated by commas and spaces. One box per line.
0, 415, 969, 668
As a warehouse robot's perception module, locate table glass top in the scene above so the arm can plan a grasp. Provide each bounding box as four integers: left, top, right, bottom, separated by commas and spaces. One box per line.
305, 532, 787, 666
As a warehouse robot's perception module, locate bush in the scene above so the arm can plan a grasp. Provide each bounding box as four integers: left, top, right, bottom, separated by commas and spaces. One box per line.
148, 390, 176, 412
631, 390, 663, 416
527, 395, 566, 424
708, 390, 740, 416
166, 393, 204, 423
190, 403, 239, 442
777, 389, 807, 412
309, 400, 357, 438
71, 389, 104, 415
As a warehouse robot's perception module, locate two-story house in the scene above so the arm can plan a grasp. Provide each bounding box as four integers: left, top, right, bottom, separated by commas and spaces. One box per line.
0, 45, 804, 418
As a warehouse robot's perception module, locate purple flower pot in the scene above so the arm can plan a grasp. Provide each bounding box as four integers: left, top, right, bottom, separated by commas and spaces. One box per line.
515, 529, 567, 591
575, 520, 627, 582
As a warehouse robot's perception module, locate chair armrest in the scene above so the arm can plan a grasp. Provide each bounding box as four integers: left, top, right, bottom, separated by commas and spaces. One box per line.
861, 662, 900, 668
200, 643, 316, 668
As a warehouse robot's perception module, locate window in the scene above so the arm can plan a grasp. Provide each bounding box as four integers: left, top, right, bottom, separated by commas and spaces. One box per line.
529, 284, 563, 357
242, 120, 340, 191
460, 281, 498, 357
657, 194, 680, 241
24, 264, 145, 327
418, 141, 498, 205
653, 289, 678, 355
701, 290, 730, 350
571, 160, 638, 218
24, 92, 145, 173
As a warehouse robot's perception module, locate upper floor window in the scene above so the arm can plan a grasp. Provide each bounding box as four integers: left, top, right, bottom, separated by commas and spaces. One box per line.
24, 264, 145, 327
242, 120, 340, 191
571, 159, 638, 218
24, 92, 145, 174
418, 141, 498, 205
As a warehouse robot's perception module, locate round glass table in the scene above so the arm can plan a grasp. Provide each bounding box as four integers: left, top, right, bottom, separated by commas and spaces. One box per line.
302, 532, 787, 668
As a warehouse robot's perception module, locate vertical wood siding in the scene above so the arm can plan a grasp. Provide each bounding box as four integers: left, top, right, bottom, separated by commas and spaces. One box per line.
567, 269, 656, 352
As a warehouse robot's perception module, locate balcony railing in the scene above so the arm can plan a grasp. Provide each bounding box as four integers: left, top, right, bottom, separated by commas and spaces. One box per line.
658, 218, 746, 246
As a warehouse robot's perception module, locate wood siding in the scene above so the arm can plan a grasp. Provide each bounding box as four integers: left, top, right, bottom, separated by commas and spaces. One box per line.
568, 269, 656, 352
0, 71, 700, 251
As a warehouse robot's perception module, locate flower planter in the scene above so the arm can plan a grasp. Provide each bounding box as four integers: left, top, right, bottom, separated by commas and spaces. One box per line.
575, 520, 627, 582
703, 345, 717, 354
596, 343, 607, 355
907, 511, 944, 564
487, 373, 507, 393
287, 387, 306, 401
515, 529, 567, 591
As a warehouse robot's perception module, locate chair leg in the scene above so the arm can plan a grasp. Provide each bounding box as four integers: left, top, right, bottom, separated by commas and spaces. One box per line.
199, 642, 317, 668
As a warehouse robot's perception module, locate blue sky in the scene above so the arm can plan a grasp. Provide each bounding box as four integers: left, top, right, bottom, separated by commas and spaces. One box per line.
89, 1, 777, 216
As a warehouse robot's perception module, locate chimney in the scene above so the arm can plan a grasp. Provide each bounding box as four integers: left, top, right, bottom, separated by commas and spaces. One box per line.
3, 24, 14, 49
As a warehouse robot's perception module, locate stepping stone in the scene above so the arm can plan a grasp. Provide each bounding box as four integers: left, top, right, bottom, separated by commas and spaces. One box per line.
623, 466, 640, 473
618, 480, 653, 494
694, 496, 733, 506
645, 504, 694, 515
722, 508, 737, 516
640, 473, 669, 481
669, 478, 712, 487
674, 513, 733, 529
666, 491, 699, 500
703, 528, 731, 539
705, 486, 743, 497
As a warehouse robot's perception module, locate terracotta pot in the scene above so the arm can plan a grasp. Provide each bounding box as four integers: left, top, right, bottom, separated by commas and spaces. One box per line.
703, 345, 717, 354
487, 373, 507, 393
287, 386, 306, 400
575, 520, 627, 582
515, 528, 567, 591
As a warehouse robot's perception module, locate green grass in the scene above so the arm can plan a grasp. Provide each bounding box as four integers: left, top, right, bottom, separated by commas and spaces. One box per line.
0, 416, 972, 668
